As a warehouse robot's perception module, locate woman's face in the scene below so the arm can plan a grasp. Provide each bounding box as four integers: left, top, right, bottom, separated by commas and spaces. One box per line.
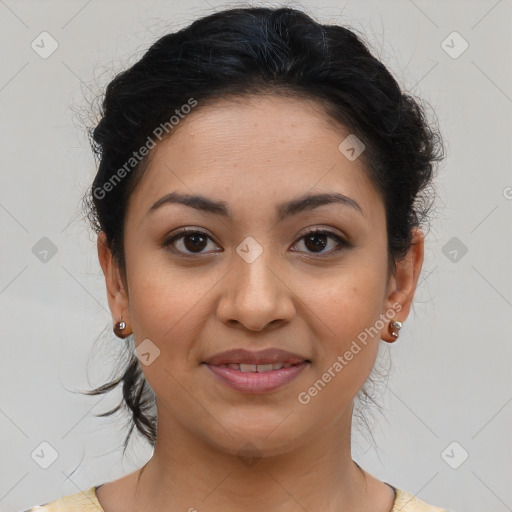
99, 94, 422, 457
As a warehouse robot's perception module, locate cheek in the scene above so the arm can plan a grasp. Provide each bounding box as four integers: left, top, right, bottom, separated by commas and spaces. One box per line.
299, 289, 383, 416
304, 262, 387, 348
123, 247, 197, 350
124, 245, 229, 376
298, 261, 386, 405
125, 265, 208, 402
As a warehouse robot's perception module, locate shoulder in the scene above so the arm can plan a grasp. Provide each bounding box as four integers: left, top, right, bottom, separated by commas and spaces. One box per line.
20, 486, 104, 512
393, 487, 456, 512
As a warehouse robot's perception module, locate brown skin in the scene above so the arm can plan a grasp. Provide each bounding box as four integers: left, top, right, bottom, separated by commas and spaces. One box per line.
96, 94, 424, 512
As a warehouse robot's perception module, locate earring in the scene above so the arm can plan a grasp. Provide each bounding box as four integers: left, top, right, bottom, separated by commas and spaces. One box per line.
113, 318, 131, 339
386, 320, 403, 342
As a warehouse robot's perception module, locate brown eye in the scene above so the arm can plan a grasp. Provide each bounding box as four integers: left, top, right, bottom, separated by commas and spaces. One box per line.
181, 232, 208, 252
163, 229, 220, 255
292, 229, 349, 256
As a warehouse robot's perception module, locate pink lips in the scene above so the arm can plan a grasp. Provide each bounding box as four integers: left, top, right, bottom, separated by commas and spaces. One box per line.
203, 347, 310, 393
204, 361, 309, 393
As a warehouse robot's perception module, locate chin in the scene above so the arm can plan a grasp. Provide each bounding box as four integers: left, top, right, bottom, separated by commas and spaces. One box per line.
204, 422, 308, 460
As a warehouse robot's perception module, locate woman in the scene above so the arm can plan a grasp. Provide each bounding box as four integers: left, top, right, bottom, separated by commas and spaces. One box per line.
23, 5, 452, 511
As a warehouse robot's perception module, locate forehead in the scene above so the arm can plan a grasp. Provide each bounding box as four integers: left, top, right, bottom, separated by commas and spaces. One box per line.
127, 94, 383, 224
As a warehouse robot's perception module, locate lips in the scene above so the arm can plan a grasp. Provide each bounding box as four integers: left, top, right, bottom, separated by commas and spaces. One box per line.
205, 361, 309, 393
203, 347, 309, 366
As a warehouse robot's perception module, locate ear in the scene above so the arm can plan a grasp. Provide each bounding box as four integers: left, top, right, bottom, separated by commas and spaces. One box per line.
380, 227, 424, 342
97, 231, 131, 328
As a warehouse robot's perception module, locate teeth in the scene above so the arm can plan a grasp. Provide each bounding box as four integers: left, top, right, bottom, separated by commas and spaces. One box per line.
235, 363, 293, 372
239, 363, 257, 372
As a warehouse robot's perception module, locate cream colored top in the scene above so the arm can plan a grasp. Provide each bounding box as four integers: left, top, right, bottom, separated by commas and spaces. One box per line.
22, 483, 455, 511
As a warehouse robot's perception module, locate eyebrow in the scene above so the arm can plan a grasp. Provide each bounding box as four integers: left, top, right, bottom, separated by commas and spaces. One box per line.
146, 191, 364, 221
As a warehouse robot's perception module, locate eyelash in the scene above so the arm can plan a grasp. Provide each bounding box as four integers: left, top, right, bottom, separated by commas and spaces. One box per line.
162, 227, 350, 257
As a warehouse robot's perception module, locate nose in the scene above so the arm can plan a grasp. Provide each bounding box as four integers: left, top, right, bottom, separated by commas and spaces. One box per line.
216, 252, 296, 332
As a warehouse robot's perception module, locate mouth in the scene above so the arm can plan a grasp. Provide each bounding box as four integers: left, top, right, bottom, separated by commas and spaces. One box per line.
201, 347, 311, 393
202, 360, 309, 393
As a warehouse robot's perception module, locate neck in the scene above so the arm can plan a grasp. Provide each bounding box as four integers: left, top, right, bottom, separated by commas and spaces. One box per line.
131, 403, 370, 512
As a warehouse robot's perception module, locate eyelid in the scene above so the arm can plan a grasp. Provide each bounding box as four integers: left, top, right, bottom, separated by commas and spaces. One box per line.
297, 225, 347, 241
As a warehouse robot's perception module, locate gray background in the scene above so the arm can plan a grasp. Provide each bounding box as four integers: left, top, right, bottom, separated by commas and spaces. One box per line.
1, 1, 511, 511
